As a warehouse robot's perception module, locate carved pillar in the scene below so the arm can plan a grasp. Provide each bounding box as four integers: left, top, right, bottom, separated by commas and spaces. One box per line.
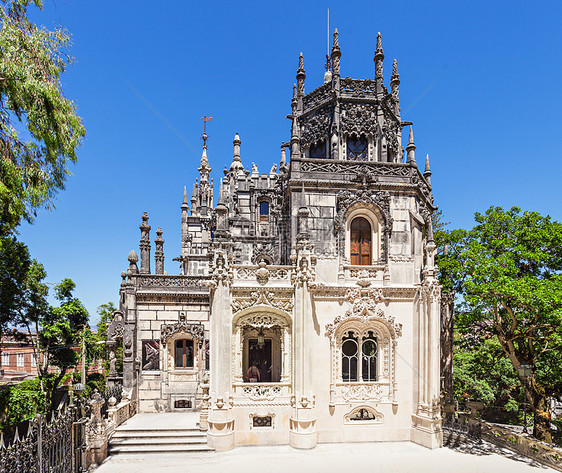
139, 212, 151, 274
290, 239, 317, 449
207, 244, 235, 451
154, 227, 164, 275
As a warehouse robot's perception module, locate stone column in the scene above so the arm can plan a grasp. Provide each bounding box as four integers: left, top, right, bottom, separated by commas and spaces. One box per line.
139, 212, 151, 274
154, 227, 164, 275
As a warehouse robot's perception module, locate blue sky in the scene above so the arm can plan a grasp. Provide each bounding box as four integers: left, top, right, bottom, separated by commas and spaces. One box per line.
18, 0, 562, 325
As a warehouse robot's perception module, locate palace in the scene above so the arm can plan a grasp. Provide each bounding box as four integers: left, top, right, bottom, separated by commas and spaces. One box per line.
107, 30, 443, 450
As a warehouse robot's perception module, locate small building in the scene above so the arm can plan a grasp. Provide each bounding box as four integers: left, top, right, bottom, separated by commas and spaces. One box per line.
108, 31, 442, 450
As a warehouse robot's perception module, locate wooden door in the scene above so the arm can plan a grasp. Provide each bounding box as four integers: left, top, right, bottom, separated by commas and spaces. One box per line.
350, 217, 371, 265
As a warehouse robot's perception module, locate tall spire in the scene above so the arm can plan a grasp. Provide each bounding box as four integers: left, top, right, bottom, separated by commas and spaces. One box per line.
424, 154, 432, 187
390, 58, 401, 117
330, 28, 341, 90
182, 186, 188, 210
296, 53, 306, 111
406, 125, 416, 165
374, 32, 385, 95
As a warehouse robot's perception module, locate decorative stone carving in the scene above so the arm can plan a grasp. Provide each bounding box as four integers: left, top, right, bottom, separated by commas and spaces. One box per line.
231, 288, 294, 315
160, 312, 205, 347
345, 405, 384, 423
340, 102, 377, 137
341, 383, 385, 402
107, 311, 125, 341
242, 385, 281, 401
299, 105, 332, 149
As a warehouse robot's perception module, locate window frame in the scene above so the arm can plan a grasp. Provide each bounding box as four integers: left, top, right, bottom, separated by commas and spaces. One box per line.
17, 352, 24, 368
341, 329, 378, 383
346, 135, 368, 161
174, 338, 194, 369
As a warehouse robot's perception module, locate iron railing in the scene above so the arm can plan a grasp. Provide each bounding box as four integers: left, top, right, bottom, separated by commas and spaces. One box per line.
0, 400, 87, 473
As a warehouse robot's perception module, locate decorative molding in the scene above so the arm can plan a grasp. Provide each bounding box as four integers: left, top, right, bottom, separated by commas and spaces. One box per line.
133, 275, 210, 289
242, 385, 282, 401
160, 312, 205, 347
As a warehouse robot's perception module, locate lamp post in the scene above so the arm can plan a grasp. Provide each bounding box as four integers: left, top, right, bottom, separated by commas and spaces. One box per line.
517, 363, 533, 434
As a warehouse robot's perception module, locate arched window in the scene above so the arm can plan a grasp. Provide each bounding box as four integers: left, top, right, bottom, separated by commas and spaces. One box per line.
347, 136, 368, 161
310, 140, 327, 159
361, 331, 377, 381
341, 330, 378, 383
259, 201, 269, 222
350, 217, 372, 265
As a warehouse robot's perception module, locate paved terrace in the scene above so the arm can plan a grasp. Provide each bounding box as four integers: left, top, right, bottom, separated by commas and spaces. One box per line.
94, 413, 556, 473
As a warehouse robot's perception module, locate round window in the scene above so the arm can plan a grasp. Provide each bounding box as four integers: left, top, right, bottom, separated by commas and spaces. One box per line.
342, 339, 357, 357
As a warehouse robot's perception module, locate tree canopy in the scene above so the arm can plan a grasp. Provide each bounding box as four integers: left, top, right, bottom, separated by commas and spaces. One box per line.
437, 206, 562, 442
0, 0, 85, 233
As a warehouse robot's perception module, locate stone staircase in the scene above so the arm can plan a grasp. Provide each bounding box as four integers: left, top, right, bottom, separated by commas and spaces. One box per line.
109, 425, 214, 455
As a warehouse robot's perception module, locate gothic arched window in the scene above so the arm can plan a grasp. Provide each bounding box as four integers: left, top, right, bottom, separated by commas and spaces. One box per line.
350, 217, 372, 265
361, 331, 378, 381
310, 140, 327, 159
341, 332, 358, 382
347, 136, 368, 161
341, 330, 378, 383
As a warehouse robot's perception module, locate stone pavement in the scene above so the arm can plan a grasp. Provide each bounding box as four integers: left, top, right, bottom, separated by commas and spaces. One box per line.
94, 439, 556, 473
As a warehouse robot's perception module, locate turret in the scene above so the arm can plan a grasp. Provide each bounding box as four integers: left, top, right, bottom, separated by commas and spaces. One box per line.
373, 32, 384, 96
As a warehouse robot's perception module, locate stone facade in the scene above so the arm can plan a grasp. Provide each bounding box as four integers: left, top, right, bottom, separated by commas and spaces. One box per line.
108, 30, 442, 450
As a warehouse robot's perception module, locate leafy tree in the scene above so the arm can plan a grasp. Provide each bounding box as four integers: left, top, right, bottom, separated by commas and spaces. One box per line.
0, 233, 31, 336
437, 206, 562, 442
94, 302, 122, 376
18, 276, 89, 410
0, 0, 85, 233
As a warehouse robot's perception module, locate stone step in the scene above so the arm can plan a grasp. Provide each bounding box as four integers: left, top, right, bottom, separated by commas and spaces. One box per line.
109, 444, 214, 454
110, 437, 207, 446
112, 430, 204, 438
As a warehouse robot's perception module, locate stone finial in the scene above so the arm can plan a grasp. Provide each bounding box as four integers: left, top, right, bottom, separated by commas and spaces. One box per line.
424, 154, 432, 187
296, 53, 306, 108
280, 145, 287, 166
230, 133, 244, 172
297, 52, 306, 78
127, 250, 138, 264
406, 125, 416, 165
330, 28, 341, 88
391, 58, 399, 83
154, 227, 164, 275
251, 162, 259, 177
139, 212, 151, 274
181, 186, 188, 210
270, 164, 277, 177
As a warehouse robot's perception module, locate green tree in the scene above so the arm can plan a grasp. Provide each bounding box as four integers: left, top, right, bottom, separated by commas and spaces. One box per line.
437, 206, 562, 442
0, 0, 85, 233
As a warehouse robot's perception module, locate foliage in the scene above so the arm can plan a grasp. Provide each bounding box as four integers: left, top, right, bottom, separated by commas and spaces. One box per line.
0, 0, 85, 233
0, 378, 45, 428
0, 232, 30, 334
94, 302, 122, 374
436, 206, 562, 442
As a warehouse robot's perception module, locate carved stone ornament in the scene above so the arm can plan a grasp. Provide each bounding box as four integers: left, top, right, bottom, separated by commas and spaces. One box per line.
340, 102, 377, 138
160, 312, 205, 347
107, 311, 125, 341
299, 105, 332, 149
238, 312, 289, 329
344, 405, 384, 423
231, 288, 294, 314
